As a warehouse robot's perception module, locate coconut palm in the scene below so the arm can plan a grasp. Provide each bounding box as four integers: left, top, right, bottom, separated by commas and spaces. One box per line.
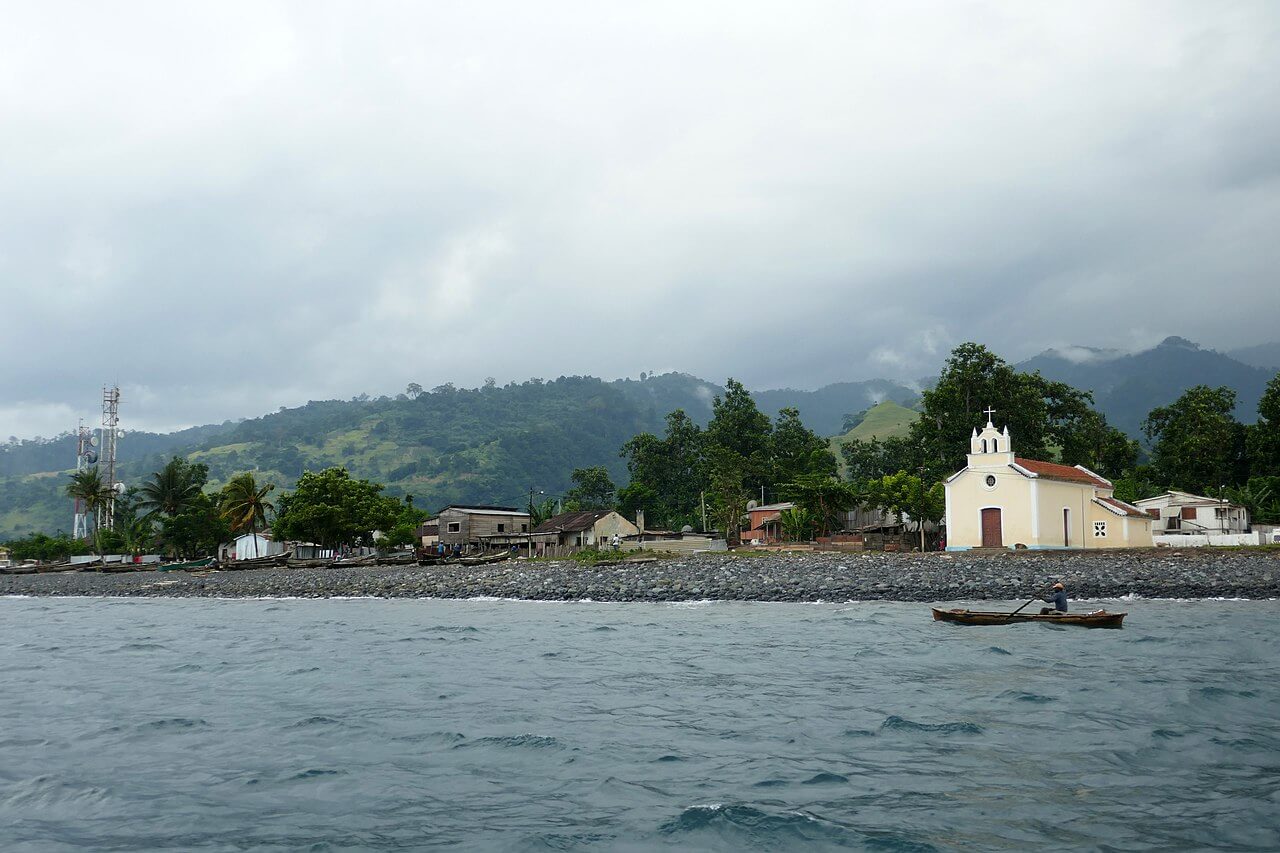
219, 473, 276, 558
138, 457, 205, 518
66, 466, 113, 552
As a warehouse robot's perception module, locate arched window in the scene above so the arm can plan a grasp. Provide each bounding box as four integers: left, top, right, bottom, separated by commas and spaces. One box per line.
981, 439, 988, 452
991, 439, 998, 452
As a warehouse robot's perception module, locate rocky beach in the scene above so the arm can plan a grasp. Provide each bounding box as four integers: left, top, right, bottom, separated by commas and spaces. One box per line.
3, 548, 1279, 601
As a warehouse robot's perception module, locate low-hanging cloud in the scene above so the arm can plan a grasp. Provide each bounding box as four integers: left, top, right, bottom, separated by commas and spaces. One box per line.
3, 1, 1279, 439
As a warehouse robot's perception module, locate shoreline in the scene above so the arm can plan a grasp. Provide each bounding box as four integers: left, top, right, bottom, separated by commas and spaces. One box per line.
2, 549, 1278, 602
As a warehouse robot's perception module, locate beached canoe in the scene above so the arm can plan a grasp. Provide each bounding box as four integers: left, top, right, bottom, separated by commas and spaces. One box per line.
158, 555, 218, 568
931, 607, 1126, 629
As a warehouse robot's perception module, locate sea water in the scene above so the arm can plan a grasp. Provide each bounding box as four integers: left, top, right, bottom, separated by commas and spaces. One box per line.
1, 597, 1277, 851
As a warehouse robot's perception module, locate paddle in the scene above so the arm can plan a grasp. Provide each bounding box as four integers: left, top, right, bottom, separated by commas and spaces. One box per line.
1009, 596, 1040, 616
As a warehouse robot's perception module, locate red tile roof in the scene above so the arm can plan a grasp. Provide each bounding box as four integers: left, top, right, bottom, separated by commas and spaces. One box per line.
1013, 457, 1111, 487
1096, 496, 1152, 519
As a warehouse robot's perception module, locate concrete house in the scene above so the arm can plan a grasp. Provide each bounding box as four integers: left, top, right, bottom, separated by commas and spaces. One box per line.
436, 505, 531, 551
532, 510, 640, 554
944, 411, 1154, 550
1134, 491, 1250, 542
743, 502, 794, 544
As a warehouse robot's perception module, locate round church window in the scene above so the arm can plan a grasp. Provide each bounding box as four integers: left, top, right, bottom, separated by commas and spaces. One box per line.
984, 475, 997, 488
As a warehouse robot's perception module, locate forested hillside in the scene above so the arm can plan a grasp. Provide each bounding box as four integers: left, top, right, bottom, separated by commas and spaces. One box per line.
0, 373, 917, 538
1017, 337, 1273, 438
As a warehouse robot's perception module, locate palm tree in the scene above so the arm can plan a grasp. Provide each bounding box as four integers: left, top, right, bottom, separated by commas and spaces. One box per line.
219, 473, 276, 558
138, 457, 204, 518
66, 467, 112, 553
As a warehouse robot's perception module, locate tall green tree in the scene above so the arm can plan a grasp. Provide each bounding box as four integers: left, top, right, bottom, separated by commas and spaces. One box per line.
1058, 410, 1140, 479
706, 446, 749, 543
158, 492, 230, 559
65, 466, 113, 552
219, 473, 276, 558
770, 407, 836, 484
139, 457, 208, 518
617, 409, 706, 529
1247, 372, 1280, 477
907, 343, 1093, 478
563, 466, 616, 510
273, 467, 403, 550
1143, 385, 1247, 494
706, 378, 772, 486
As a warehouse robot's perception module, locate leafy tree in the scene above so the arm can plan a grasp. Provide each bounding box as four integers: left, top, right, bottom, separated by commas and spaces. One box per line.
405, 383, 424, 400
908, 343, 1093, 479
706, 378, 772, 486
1247, 373, 1280, 477
273, 467, 404, 550
840, 436, 917, 484
1112, 469, 1162, 504
158, 492, 230, 559
563, 466, 616, 510
618, 410, 707, 528
65, 466, 113, 552
1144, 385, 1247, 494
706, 447, 749, 543
770, 407, 836, 483
139, 457, 208, 518
778, 507, 816, 542
527, 497, 558, 526
864, 472, 945, 548
219, 473, 276, 558
783, 473, 860, 537
1058, 410, 1140, 479
1225, 477, 1280, 525
4, 532, 89, 562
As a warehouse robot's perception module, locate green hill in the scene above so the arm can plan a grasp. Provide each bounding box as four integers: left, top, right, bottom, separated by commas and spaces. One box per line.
0, 373, 919, 539
829, 401, 919, 477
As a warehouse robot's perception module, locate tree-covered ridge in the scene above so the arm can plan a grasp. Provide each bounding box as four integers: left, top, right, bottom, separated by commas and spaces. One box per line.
0, 373, 916, 539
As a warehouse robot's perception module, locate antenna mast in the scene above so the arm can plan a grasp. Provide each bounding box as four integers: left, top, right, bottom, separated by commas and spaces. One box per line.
99, 385, 121, 533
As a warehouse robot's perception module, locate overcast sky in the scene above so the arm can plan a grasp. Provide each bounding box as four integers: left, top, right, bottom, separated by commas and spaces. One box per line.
3, 1, 1278, 439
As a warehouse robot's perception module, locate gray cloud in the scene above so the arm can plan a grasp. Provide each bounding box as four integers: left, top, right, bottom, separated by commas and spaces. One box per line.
3, 1, 1279, 438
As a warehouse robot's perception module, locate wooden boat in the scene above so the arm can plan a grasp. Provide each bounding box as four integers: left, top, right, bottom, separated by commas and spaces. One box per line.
223, 553, 290, 570
931, 607, 1126, 629
35, 562, 77, 573
456, 552, 511, 567
158, 557, 218, 572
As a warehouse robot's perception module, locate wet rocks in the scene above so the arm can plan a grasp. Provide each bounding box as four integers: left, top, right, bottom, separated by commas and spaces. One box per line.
2, 549, 1278, 601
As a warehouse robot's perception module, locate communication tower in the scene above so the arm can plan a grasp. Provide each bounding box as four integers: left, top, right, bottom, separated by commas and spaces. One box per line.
72, 420, 97, 539
99, 385, 123, 533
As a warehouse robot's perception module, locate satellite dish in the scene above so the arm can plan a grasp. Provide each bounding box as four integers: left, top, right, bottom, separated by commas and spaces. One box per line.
746, 500, 758, 511
117, 430, 126, 438
83, 450, 98, 464
88, 435, 98, 447
114, 482, 126, 494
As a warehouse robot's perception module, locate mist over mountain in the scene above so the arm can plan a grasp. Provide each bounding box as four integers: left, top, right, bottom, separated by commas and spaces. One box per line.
1229, 342, 1280, 371
1018, 337, 1275, 438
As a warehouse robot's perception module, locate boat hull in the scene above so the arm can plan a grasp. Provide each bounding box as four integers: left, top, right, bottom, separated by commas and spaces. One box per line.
931, 608, 1125, 629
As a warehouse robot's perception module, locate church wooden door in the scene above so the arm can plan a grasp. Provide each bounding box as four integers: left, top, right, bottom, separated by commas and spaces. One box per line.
981, 508, 1002, 548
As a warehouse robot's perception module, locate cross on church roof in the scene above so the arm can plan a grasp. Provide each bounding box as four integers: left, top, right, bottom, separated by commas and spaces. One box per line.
983, 406, 996, 424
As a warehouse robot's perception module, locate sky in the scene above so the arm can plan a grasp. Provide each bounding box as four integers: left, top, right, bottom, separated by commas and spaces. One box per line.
3, 1, 1279, 440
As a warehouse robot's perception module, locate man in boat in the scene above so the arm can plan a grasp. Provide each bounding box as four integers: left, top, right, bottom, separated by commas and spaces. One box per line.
1039, 582, 1068, 615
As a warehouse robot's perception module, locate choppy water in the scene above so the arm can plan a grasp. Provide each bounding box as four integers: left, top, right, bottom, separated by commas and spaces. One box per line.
2, 598, 1278, 851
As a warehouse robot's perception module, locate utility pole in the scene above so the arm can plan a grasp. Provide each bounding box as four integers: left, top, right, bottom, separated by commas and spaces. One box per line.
701, 490, 707, 533
917, 465, 928, 553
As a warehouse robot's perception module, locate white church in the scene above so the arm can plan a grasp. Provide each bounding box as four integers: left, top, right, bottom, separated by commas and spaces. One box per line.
944, 409, 1154, 550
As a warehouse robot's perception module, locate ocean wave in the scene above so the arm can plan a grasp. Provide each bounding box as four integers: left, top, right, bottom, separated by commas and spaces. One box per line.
456, 734, 563, 750
881, 715, 983, 735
